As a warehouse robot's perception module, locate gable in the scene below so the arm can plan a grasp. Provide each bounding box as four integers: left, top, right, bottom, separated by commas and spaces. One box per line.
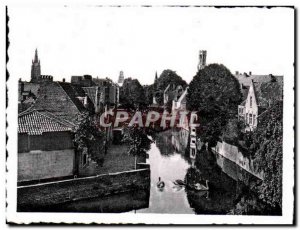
32, 82, 82, 122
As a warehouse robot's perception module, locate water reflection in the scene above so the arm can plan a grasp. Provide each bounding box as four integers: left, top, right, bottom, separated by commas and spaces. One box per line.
41, 129, 276, 215
42, 189, 150, 213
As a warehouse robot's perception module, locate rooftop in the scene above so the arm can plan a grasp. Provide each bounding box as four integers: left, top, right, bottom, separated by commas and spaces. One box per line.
18, 109, 75, 135
235, 74, 283, 87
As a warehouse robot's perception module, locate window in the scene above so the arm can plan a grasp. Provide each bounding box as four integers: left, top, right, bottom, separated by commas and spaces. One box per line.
191, 148, 196, 157
82, 153, 88, 166
250, 96, 252, 108
246, 113, 248, 123
253, 115, 256, 125
249, 114, 253, 125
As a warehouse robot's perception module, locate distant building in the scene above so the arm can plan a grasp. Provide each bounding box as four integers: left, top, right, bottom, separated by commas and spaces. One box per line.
83, 78, 119, 113
31, 49, 41, 82
118, 71, 125, 86
18, 109, 76, 183
238, 76, 283, 131
30, 49, 54, 83
172, 87, 188, 111
163, 84, 185, 106
19, 49, 56, 111
197, 50, 207, 71
71, 75, 95, 87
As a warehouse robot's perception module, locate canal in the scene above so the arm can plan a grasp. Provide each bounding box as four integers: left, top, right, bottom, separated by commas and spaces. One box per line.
46, 129, 274, 215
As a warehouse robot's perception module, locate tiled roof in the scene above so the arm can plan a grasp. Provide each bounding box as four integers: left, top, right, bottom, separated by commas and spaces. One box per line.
18, 110, 75, 135
235, 74, 283, 87
32, 82, 84, 122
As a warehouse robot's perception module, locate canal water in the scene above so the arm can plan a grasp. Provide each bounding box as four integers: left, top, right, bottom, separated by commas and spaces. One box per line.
48, 129, 268, 214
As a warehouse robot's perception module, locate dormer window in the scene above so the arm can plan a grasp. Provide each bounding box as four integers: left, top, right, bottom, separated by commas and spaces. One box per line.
250, 96, 252, 108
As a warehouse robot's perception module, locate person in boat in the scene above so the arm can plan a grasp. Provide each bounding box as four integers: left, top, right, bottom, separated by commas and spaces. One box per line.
157, 177, 165, 188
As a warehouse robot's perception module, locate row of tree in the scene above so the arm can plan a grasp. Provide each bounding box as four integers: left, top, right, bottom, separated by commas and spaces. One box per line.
119, 70, 187, 109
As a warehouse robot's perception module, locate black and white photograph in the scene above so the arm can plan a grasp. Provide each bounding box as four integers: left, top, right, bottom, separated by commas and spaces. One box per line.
5, 4, 295, 225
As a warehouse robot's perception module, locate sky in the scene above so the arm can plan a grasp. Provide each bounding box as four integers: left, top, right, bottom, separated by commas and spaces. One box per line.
8, 6, 294, 85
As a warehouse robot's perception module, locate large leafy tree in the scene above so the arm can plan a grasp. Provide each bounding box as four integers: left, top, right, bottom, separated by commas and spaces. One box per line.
120, 78, 146, 109
251, 100, 283, 209
186, 64, 242, 146
154, 69, 187, 105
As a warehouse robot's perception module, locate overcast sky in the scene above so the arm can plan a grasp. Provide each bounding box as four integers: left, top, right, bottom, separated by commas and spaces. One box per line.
8, 6, 294, 85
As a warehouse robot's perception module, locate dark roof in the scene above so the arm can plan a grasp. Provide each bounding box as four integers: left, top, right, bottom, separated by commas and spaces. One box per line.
18, 109, 74, 135
23, 82, 40, 95
235, 74, 283, 87
58, 82, 87, 112
253, 81, 283, 108
82, 87, 103, 106
32, 82, 84, 122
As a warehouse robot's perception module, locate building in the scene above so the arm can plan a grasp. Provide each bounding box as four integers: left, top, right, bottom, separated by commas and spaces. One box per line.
235, 72, 283, 88
18, 109, 77, 184
163, 84, 185, 105
238, 76, 283, 131
31, 81, 90, 122
31, 49, 41, 82
83, 78, 119, 113
30, 49, 54, 83
172, 87, 188, 111
19, 49, 57, 112
197, 50, 207, 71
71, 75, 95, 87
118, 71, 125, 86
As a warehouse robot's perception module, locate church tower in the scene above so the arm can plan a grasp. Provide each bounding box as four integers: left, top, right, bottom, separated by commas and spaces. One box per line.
197, 50, 207, 71
118, 71, 124, 86
31, 49, 41, 82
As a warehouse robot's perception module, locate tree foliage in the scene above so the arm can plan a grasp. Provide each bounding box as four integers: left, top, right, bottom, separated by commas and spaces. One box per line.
186, 64, 242, 146
250, 101, 283, 209
73, 111, 105, 165
120, 78, 146, 109
143, 84, 154, 106
154, 69, 187, 105
122, 126, 153, 158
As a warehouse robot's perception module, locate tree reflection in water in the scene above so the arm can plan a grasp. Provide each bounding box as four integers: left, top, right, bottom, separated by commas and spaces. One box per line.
184, 147, 281, 215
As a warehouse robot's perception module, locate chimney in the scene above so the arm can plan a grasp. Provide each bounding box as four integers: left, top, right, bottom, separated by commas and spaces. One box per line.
62, 78, 65, 82
235, 71, 239, 75
249, 71, 252, 75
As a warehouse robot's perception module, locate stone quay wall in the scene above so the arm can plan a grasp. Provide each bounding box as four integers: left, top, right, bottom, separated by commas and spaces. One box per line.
17, 167, 150, 211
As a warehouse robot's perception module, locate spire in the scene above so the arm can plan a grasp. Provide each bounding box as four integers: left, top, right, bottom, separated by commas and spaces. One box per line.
31, 48, 41, 82
34, 48, 39, 63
